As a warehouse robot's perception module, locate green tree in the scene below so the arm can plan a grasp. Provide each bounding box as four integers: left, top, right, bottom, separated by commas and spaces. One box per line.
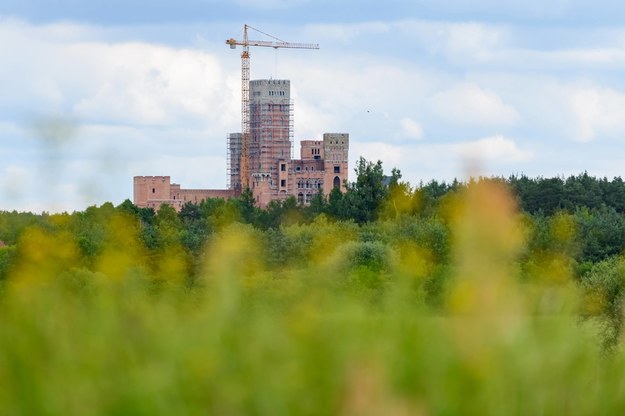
154, 204, 182, 249
0, 211, 48, 245
236, 188, 261, 225
326, 187, 346, 220
381, 168, 414, 219
304, 189, 326, 221
179, 202, 211, 254
582, 256, 625, 350
69, 204, 117, 264
343, 157, 388, 223
116, 199, 140, 217
0, 245, 17, 281
575, 206, 625, 264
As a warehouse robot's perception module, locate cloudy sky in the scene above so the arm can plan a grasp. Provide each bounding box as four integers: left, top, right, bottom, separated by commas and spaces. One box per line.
2, 0, 625, 212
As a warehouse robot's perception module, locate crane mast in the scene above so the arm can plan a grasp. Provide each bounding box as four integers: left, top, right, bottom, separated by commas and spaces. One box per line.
226, 24, 319, 190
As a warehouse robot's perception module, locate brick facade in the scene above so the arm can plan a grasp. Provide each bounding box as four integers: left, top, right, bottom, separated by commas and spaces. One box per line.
133, 176, 237, 211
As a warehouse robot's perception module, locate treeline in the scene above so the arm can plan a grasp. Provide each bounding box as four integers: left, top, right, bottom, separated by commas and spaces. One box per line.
4, 162, 625, 276
509, 172, 625, 215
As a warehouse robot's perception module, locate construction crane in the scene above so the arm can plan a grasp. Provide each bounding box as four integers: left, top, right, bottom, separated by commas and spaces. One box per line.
226, 24, 319, 190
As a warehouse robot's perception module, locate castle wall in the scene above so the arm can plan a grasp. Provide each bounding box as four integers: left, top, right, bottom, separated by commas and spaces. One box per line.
289, 159, 325, 204
133, 176, 237, 212
175, 188, 237, 205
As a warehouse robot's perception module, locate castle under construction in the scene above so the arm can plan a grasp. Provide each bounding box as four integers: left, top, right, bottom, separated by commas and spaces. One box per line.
134, 79, 349, 210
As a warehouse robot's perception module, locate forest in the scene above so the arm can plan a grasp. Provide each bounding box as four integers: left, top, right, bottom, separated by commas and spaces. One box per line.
2, 158, 625, 414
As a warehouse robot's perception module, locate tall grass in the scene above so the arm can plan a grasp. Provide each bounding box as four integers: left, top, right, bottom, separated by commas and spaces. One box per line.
1, 181, 624, 415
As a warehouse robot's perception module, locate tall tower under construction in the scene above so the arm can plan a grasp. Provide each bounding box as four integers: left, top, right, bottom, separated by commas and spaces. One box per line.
226, 78, 348, 208
248, 79, 293, 206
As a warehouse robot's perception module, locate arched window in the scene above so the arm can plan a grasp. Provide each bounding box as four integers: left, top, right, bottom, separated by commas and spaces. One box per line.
333, 176, 341, 189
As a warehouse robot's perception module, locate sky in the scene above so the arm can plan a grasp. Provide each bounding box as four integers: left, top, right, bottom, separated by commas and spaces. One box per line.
2, 0, 625, 212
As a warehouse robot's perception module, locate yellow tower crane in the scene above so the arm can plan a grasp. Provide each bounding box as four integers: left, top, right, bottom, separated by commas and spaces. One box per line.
226, 24, 319, 190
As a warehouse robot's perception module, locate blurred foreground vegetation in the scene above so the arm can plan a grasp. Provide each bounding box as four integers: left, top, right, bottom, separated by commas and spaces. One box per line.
2, 161, 625, 414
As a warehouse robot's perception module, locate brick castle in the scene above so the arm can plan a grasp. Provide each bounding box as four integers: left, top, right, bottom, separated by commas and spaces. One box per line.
134, 79, 349, 210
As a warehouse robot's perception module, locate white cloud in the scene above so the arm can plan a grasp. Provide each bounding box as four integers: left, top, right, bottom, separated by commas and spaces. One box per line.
569, 86, 625, 142
452, 135, 532, 163
343, 136, 532, 186
438, 22, 508, 62
303, 21, 392, 45
69, 42, 230, 127
397, 20, 510, 64
431, 83, 520, 126
1, 165, 31, 199
0, 19, 237, 130
350, 141, 403, 168
400, 117, 424, 140
396, 19, 625, 71
283, 54, 440, 143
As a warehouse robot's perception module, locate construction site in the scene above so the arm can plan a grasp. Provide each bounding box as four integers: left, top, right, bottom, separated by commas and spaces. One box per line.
134, 25, 349, 210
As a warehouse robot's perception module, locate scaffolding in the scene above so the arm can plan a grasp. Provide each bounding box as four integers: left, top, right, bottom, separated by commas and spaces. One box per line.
226, 133, 242, 190
249, 98, 293, 192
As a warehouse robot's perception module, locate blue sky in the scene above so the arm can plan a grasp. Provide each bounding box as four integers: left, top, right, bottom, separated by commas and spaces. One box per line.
2, 1, 625, 212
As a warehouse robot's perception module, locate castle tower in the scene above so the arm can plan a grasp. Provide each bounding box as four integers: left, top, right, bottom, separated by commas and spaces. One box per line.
133, 176, 171, 208
322, 133, 349, 196
248, 79, 293, 207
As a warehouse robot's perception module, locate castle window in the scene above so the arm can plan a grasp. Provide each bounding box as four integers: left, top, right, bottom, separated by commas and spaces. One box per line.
296, 166, 301, 172
334, 166, 340, 173
152, 188, 155, 193
334, 176, 341, 189
281, 163, 286, 172
281, 179, 286, 187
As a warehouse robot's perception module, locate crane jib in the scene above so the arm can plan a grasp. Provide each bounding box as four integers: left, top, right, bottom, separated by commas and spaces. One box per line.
226, 39, 319, 50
